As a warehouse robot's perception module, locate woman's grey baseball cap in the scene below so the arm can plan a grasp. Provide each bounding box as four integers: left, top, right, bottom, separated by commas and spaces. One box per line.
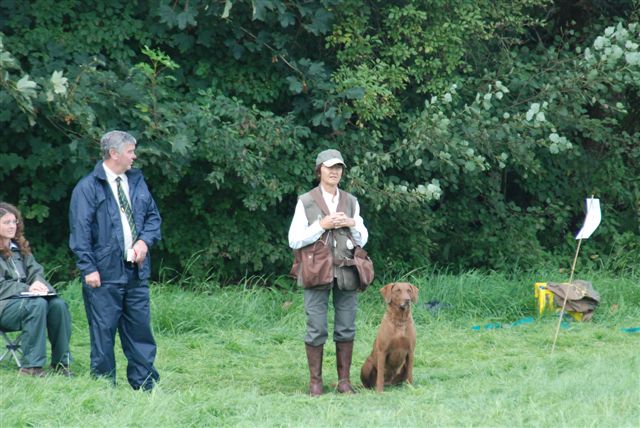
315, 149, 346, 167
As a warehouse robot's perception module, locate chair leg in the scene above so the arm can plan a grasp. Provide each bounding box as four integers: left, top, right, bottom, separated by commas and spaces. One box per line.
11, 348, 22, 368
1, 331, 22, 368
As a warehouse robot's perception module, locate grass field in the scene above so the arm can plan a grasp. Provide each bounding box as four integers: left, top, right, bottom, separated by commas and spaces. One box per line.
1, 270, 638, 427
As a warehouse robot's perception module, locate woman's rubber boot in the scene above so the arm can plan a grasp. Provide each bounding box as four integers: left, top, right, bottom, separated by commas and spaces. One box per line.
336, 341, 356, 393
305, 343, 324, 396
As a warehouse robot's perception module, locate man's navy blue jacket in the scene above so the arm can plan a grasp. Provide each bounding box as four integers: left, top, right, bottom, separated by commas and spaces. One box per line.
69, 162, 162, 283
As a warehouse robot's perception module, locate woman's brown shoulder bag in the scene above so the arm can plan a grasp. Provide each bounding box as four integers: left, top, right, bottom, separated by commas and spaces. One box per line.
290, 232, 334, 288
352, 245, 374, 291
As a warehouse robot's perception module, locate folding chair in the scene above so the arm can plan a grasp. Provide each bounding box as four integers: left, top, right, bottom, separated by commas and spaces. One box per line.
0, 329, 23, 368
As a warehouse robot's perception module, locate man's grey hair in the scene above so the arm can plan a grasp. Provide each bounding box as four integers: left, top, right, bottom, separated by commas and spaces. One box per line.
100, 130, 137, 160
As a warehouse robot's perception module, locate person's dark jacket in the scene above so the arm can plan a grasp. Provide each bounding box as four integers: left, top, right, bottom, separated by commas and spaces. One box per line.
69, 162, 162, 283
0, 245, 55, 316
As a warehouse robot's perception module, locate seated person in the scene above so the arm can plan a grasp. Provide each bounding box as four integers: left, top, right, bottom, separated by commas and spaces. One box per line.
0, 202, 73, 377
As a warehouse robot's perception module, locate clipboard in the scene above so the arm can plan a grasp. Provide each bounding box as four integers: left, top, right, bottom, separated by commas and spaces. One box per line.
17, 291, 58, 298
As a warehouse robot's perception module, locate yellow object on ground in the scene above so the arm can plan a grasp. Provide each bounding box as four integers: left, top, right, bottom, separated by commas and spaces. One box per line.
534, 282, 583, 321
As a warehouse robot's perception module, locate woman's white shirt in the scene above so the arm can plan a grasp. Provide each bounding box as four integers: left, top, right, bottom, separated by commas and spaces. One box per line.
288, 187, 368, 250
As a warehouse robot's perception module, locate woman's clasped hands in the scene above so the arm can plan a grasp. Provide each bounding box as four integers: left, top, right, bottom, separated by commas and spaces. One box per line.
320, 212, 355, 230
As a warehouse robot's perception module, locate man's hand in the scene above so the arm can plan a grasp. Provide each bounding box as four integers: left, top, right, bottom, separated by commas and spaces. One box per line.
85, 271, 101, 288
132, 240, 148, 266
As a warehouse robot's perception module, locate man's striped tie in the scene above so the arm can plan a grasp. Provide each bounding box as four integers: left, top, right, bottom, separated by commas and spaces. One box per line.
116, 177, 138, 240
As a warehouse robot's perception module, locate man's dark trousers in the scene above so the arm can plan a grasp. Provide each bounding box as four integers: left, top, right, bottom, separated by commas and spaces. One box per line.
82, 264, 159, 390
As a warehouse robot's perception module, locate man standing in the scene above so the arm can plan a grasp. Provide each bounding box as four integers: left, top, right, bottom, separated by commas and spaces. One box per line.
69, 130, 162, 390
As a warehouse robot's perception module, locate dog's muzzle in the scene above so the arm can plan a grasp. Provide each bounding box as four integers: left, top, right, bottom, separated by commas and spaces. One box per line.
399, 299, 411, 309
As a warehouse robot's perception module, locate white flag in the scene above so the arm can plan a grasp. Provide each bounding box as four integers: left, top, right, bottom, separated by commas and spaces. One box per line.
575, 198, 601, 240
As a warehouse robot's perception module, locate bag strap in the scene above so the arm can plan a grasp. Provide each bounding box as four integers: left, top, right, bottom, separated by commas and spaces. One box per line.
317, 229, 331, 247
334, 258, 356, 267
332, 230, 365, 268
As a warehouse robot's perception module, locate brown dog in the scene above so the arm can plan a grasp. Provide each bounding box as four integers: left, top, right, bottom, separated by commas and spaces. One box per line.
360, 282, 419, 392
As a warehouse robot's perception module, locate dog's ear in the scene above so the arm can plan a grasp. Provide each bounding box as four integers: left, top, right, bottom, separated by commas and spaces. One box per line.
380, 283, 394, 303
410, 284, 419, 303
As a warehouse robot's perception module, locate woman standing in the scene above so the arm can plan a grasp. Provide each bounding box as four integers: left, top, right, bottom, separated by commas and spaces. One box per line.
288, 149, 369, 396
0, 202, 73, 376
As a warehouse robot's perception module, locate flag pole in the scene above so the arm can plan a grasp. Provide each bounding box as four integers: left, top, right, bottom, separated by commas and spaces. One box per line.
550, 239, 581, 353
550, 195, 595, 353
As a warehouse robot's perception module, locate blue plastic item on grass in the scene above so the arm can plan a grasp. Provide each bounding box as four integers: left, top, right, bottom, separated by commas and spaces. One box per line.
510, 317, 534, 327
472, 317, 535, 331
471, 323, 502, 330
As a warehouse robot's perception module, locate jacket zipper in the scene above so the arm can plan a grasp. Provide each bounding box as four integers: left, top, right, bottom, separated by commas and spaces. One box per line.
9, 257, 22, 280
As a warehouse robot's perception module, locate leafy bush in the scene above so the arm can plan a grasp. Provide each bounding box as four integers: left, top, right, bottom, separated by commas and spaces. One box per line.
0, 1, 638, 282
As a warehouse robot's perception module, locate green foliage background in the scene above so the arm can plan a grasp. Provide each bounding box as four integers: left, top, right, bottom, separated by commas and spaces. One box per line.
1, 0, 639, 282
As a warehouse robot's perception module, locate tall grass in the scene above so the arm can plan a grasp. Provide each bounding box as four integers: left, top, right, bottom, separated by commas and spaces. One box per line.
1, 271, 638, 427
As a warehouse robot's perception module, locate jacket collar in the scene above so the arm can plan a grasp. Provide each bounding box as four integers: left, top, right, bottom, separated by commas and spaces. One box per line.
91, 161, 142, 184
